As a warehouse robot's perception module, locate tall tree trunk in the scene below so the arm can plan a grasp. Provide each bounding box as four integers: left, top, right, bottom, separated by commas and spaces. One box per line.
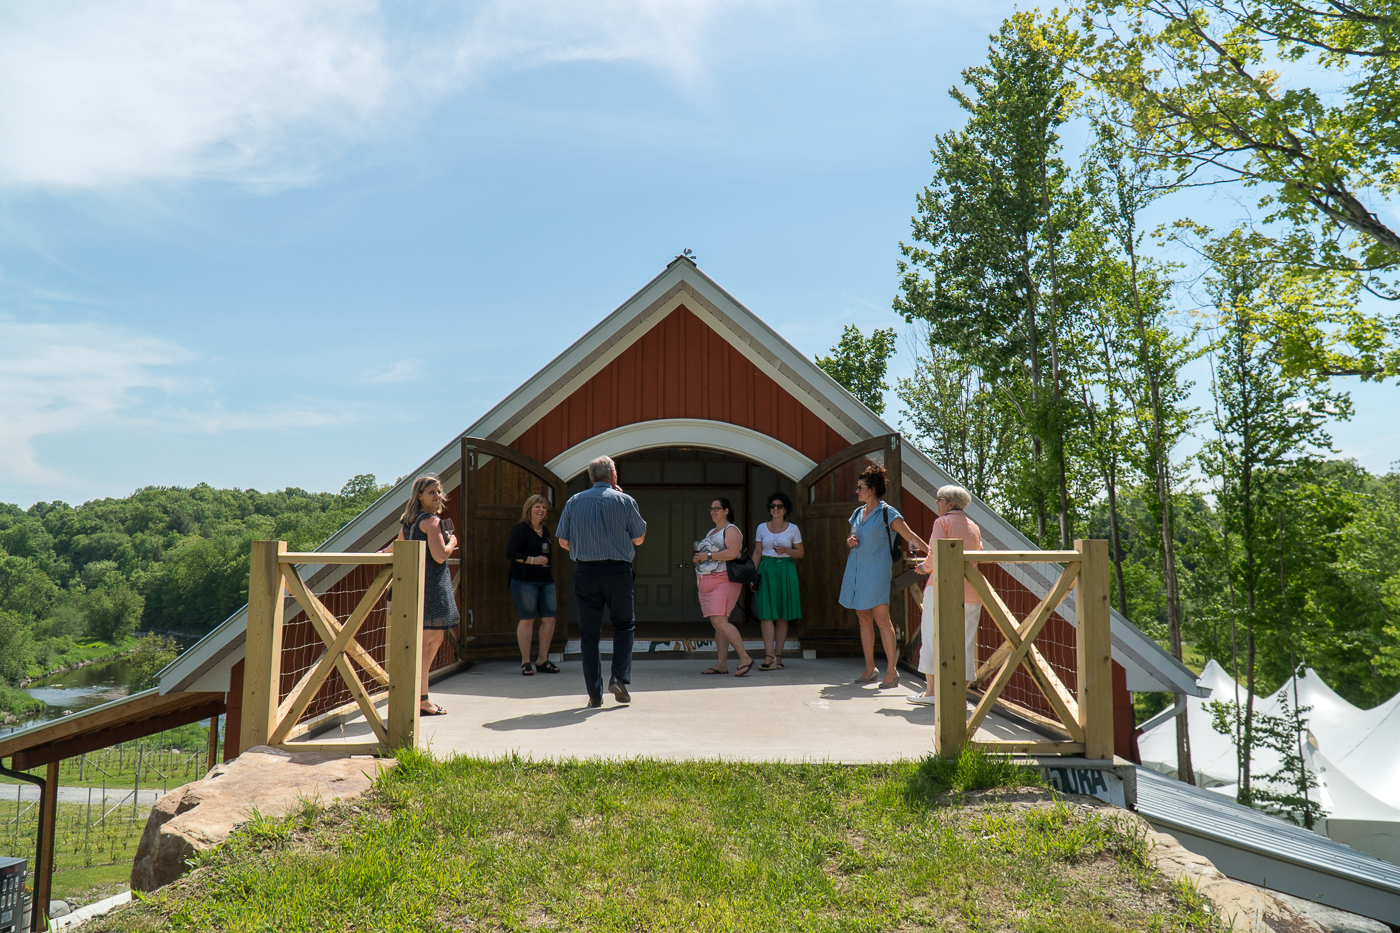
1107, 461, 1127, 615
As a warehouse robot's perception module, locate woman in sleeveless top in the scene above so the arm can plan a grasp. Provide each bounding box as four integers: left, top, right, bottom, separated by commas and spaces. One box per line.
391, 474, 461, 716
692, 497, 756, 677
753, 490, 803, 670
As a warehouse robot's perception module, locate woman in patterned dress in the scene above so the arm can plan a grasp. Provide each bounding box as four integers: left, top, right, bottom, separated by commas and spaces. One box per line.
391, 474, 460, 715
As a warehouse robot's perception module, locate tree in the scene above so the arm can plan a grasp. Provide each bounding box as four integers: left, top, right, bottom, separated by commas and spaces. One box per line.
1087, 120, 1202, 782
81, 574, 146, 643
1199, 225, 1349, 804
1081, 0, 1400, 375
0, 609, 34, 685
816, 325, 898, 414
896, 11, 1095, 547
897, 338, 1029, 518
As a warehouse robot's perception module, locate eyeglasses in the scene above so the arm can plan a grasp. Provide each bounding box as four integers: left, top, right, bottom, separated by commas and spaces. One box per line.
709, 506, 725, 512
769, 504, 785, 511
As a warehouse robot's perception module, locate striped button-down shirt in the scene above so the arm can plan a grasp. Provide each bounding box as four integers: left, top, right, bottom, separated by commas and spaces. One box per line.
556, 482, 647, 562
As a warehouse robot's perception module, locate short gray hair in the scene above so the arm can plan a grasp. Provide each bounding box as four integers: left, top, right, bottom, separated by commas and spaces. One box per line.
937, 485, 971, 509
586, 456, 616, 483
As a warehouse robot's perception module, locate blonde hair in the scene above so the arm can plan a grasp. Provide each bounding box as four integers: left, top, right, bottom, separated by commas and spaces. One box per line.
520, 493, 550, 523
401, 475, 444, 524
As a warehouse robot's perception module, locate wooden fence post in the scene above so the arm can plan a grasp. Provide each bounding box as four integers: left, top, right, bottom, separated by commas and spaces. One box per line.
387, 540, 426, 750
1075, 539, 1114, 761
241, 540, 286, 753
932, 538, 967, 757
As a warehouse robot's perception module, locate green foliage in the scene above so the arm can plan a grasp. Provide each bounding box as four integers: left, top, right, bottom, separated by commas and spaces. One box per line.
80, 576, 145, 643
0, 475, 390, 688
0, 608, 35, 685
127, 634, 181, 692
815, 324, 897, 413
1082, 0, 1400, 338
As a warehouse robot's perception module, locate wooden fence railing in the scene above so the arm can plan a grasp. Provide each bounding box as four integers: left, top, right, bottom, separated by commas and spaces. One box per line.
240, 540, 425, 756
920, 538, 1112, 760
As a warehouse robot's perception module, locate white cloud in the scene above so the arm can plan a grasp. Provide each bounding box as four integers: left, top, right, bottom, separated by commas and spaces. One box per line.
0, 318, 189, 483
362, 358, 421, 384
0, 0, 764, 192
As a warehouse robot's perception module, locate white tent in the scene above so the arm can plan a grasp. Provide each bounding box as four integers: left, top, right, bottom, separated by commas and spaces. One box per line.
1139, 660, 1400, 865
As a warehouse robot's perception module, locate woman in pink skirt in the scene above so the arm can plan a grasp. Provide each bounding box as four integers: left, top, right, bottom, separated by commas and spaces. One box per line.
692, 497, 756, 677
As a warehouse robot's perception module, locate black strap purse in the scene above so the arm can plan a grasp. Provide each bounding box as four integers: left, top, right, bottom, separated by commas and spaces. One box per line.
727, 549, 759, 586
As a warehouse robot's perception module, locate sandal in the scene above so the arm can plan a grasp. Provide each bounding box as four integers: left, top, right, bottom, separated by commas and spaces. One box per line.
775, 655, 784, 669
759, 656, 778, 671
701, 667, 727, 675
535, 660, 561, 673
420, 694, 447, 716
735, 660, 756, 677
521, 662, 535, 676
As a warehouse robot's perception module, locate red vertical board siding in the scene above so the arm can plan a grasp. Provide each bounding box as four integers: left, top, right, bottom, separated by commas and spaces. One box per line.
512, 305, 849, 467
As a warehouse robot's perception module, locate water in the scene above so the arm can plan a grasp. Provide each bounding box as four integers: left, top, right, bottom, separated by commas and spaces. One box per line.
22, 659, 138, 725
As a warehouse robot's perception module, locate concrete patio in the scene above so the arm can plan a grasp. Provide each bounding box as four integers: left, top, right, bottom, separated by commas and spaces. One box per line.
287, 657, 1052, 762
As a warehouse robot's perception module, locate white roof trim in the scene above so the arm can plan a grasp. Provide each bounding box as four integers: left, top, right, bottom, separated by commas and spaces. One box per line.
159, 258, 1202, 699
548, 419, 817, 481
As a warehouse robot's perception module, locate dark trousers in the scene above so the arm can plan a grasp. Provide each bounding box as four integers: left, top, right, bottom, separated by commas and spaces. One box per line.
573, 560, 635, 701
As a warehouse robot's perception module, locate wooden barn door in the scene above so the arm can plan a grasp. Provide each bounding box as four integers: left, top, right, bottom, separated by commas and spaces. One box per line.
461, 438, 568, 658
795, 434, 903, 648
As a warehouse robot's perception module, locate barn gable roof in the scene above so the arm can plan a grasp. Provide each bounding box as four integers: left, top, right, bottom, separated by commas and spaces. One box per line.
160, 258, 1203, 698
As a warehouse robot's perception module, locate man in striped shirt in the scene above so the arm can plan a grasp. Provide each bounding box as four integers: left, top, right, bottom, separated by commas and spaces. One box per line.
556, 455, 647, 708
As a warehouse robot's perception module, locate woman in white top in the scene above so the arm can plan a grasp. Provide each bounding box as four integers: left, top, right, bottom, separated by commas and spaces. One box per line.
753, 491, 803, 670
692, 497, 756, 677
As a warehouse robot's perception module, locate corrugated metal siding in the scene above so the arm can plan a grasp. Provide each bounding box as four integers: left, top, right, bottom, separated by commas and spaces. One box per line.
1136, 766, 1400, 892
512, 305, 849, 468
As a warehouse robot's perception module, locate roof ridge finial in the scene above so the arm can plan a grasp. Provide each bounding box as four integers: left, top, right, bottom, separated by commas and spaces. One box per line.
674, 248, 697, 265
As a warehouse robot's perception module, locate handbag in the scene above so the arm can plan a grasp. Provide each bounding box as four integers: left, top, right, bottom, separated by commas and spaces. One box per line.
727, 549, 759, 585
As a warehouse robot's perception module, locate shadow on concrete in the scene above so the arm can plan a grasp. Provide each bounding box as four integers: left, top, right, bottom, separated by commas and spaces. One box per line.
482, 704, 629, 732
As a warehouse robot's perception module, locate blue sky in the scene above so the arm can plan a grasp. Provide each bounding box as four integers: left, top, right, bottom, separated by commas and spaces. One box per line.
1, 1, 1395, 509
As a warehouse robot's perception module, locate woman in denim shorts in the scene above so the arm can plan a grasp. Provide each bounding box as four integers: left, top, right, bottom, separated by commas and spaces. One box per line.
506, 494, 561, 675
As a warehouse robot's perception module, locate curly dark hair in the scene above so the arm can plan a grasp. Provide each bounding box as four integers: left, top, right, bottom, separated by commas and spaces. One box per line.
766, 491, 794, 519
858, 462, 887, 498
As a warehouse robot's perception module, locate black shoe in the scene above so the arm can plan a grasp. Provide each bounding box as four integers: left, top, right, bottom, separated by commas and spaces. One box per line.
588, 696, 603, 709
609, 677, 631, 704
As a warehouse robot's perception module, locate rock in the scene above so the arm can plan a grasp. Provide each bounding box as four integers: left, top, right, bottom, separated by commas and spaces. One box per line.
48, 899, 70, 918
1265, 889, 1390, 933
130, 745, 395, 892
1144, 827, 1325, 933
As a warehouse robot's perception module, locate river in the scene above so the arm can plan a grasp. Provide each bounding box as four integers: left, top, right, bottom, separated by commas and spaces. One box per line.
1, 659, 140, 736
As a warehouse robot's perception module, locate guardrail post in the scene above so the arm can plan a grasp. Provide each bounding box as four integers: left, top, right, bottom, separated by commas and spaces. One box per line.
241, 540, 287, 752
932, 537, 967, 757
387, 540, 426, 750
1075, 539, 1113, 760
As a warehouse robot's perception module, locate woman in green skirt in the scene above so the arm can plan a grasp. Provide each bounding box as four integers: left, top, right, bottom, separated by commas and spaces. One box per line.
752, 491, 804, 670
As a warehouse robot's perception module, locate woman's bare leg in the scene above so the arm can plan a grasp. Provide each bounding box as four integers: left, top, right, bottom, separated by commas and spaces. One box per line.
773, 619, 789, 660
420, 628, 446, 708
760, 619, 776, 660
710, 616, 752, 668
872, 604, 900, 686
516, 619, 534, 665
708, 618, 731, 672
536, 616, 556, 665
856, 609, 877, 679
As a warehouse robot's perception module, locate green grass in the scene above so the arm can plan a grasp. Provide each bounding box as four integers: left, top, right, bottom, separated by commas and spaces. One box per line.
88, 749, 1224, 933
25, 637, 139, 682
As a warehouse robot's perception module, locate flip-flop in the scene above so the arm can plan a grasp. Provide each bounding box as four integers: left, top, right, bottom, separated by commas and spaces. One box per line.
735, 660, 756, 677
700, 667, 727, 675
420, 703, 447, 716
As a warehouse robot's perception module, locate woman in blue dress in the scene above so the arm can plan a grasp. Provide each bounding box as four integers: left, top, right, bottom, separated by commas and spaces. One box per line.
839, 463, 926, 688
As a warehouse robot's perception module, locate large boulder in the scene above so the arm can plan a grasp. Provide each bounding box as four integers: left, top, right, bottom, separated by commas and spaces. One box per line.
131, 745, 395, 892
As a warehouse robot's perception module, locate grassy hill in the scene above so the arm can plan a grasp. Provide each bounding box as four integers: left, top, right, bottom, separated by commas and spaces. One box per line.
91, 750, 1220, 933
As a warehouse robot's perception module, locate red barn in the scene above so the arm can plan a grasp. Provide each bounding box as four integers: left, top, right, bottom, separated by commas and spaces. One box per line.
160, 257, 1202, 760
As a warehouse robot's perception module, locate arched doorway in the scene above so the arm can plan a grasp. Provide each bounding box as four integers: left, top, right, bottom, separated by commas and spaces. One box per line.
560, 446, 798, 636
